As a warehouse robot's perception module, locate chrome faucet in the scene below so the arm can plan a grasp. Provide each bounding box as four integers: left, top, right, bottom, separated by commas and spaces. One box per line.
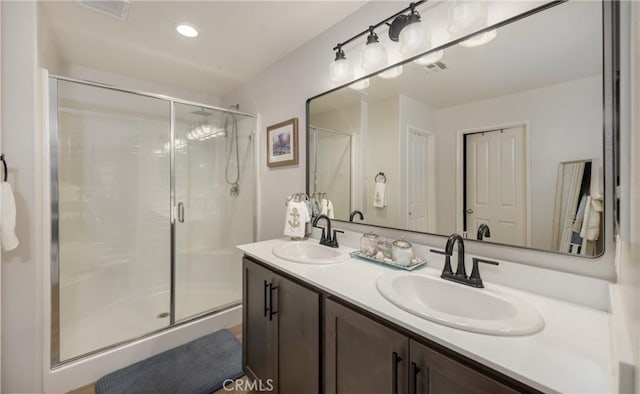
477, 224, 491, 240
349, 210, 364, 222
312, 214, 343, 248
430, 232, 499, 288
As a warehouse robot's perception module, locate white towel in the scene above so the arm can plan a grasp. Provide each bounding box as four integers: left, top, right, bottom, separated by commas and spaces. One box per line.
373, 182, 387, 208
590, 159, 603, 199
327, 200, 334, 219
581, 195, 603, 241
320, 198, 328, 215
284, 201, 310, 238
1, 182, 19, 251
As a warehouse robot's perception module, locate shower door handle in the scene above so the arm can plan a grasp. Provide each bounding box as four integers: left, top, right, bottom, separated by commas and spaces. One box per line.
177, 202, 185, 223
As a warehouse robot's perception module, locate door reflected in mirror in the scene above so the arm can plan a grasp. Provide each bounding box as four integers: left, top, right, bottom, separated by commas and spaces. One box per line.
306, 1, 606, 257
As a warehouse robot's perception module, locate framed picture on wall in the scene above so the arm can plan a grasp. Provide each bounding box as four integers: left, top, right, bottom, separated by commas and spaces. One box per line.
267, 118, 298, 167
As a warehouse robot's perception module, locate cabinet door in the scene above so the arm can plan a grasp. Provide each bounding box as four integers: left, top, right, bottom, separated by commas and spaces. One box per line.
273, 273, 320, 393
325, 299, 409, 394
242, 258, 276, 384
409, 340, 518, 394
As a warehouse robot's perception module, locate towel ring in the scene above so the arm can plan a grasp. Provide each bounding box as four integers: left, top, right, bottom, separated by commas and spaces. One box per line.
375, 172, 387, 184
1, 154, 6, 182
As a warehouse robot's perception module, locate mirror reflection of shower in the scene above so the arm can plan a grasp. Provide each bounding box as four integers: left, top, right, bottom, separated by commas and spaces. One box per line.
225, 104, 241, 198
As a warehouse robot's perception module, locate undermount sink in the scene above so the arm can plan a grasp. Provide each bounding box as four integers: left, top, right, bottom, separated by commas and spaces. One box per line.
376, 272, 544, 336
272, 241, 350, 264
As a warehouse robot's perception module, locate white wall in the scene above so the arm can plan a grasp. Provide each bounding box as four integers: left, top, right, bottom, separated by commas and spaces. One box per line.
433, 75, 602, 249
221, 1, 553, 241
221, 1, 408, 240
365, 97, 400, 227
63, 64, 221, 107
612, 1, 640, 391
1, 2, 43, 392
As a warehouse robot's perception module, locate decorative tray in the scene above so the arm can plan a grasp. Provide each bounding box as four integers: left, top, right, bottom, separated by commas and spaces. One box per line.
349, 251, 427, 271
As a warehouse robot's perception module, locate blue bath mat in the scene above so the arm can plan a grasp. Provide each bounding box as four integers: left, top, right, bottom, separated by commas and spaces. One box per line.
96, 329, 244, 394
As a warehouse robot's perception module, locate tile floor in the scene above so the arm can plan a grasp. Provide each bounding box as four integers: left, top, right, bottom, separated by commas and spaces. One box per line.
67, 324, 246, 394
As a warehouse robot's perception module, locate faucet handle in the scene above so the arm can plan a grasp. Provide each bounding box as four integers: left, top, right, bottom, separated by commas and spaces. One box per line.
469, 258, 499, 288
331, 229, 344, 246
431, 249, 454, 276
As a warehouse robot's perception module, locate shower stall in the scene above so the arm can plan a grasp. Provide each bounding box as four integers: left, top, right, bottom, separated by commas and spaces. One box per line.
308, 125, 353, 219
49, 76, 255, 365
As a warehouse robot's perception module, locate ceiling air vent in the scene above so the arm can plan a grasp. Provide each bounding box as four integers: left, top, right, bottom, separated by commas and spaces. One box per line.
414, 61, 448, 76
77, 0, 130, 21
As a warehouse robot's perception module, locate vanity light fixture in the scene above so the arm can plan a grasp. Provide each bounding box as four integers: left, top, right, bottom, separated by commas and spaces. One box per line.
447, 1, 497, 47
175, 23, 199, 38
398, 4, 427, 57
329, 45, 354, 84
459, 30, 497, 48
349, 78, 370, 90
361, 27, 388, 73
379, 65, 403, 79
330, 1, 426, 84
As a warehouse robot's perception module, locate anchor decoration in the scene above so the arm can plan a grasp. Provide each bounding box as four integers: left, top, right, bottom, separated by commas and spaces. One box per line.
288, 207, 301, 229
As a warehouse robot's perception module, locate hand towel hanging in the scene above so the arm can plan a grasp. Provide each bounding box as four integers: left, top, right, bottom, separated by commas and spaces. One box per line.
1, 181, 19, 251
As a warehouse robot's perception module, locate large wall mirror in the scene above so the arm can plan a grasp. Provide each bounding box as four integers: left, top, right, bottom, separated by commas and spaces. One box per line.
307, 0, 611, 258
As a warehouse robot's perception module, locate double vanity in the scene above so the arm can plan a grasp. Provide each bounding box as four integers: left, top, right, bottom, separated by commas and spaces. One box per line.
240, 1, 620, 392
238, 234, 613, 393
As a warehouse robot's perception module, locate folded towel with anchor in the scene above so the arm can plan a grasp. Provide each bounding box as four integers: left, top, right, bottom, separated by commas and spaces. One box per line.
284, 201, 310, 238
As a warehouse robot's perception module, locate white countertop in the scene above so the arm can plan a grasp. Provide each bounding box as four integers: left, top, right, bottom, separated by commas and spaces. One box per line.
237, 238, 615, 394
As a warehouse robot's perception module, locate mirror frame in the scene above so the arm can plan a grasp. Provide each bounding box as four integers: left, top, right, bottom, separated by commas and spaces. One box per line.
306, 0, 619, 262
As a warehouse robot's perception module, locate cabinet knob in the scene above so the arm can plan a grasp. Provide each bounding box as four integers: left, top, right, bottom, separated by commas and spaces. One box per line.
466, 208, 474, 214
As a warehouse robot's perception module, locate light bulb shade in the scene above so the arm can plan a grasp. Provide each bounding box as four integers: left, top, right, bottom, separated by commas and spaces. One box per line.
399, 19, 427, 57
379, 65, 403, 79
414, 49, 444, 66
448, 1, 489, 36
349, 78, 370, 90
361, 41, 388, 73
329, 56, 354, 84
459, 29, 497, 47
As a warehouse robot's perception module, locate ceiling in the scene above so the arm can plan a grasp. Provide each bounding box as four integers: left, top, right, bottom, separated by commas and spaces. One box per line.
310, 0, 602, 114
40, 1, 366, 98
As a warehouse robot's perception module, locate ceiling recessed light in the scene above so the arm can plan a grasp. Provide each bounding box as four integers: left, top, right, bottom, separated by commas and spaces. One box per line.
175, 23, 199, 38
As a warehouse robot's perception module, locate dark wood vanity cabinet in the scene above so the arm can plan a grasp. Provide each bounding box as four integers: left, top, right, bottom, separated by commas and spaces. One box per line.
325, 299, 409, 394
408, 340, 518, 394
242, 257, 320, 393
325, 298, 520, 394
243, 256, 537, 394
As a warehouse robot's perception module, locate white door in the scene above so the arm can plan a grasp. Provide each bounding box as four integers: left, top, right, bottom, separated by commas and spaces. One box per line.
465, 126, 526, 245
407, 130, 435, 232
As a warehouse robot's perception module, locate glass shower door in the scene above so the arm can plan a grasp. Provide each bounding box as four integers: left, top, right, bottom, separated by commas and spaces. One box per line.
173, 103, 254, 322
54, 79, 172, 362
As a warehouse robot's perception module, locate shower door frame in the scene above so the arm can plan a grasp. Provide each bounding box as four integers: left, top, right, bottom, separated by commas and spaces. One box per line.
309, 125, 354, 214
48, 75, 255, 367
